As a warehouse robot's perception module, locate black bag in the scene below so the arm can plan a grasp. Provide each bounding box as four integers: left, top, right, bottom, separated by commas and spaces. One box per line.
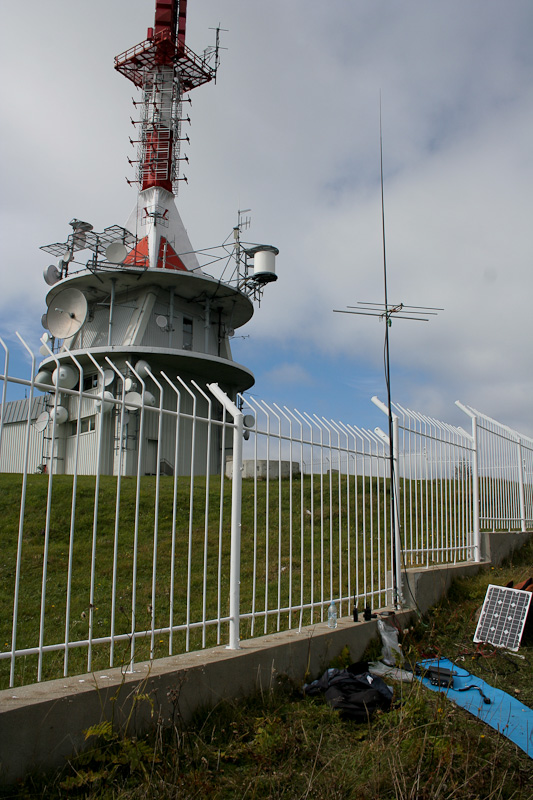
304, 661, 393, 722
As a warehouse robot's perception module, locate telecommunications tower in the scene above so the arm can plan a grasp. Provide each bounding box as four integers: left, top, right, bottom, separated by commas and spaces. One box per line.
33, 0, 278, 476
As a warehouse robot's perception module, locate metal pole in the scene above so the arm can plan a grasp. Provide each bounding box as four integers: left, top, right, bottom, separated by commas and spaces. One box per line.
207, 382, 243, 650
455, 402, 481, 561
517, 438, 527, 533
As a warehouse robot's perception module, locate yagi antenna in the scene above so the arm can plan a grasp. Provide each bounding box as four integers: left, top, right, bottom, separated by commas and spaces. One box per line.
335, 301, 443, 323
333, 99, 443, 610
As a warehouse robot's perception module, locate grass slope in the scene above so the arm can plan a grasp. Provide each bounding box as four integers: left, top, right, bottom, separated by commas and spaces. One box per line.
5, 537, 533, 799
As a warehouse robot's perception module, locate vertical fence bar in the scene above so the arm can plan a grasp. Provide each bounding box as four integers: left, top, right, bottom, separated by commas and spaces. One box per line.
207, 383, 242, 650
517, 438, 526, 532
191, 380, 212, 648
106, 357, 127, 666
146, 369, 165, 659
456, 402, 480, 561
160, 372, 182, 655
125, 361, 146, 670
62, 347, 84, 676
175, 377, 197, 652
9, 336, 36, 687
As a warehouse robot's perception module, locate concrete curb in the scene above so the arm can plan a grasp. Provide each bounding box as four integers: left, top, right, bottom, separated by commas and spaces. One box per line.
1, 530, 530, 785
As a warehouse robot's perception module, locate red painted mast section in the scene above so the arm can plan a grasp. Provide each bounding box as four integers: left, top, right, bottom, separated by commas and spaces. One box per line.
115, 0, 215, 195
143, 1, 179, 192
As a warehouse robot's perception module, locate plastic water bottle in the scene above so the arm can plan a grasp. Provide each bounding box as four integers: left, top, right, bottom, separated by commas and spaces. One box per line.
327, 600, 338, 629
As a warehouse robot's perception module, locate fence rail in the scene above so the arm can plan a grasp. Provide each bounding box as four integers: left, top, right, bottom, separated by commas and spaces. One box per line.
1, 335, 532, 688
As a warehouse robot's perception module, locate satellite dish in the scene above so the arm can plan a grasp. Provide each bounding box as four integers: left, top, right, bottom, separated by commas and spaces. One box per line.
155, 315, 168, 329
43, 264, 62, 286
42, 332, 50, 344
106, 242, 128, 263
144, 391, 156, 407
39, 345, 49, 356
134, 359, 151, 379
50, 406, 68, 425
125, 391, 143, 410
95, 390, 115, 413
100, 369, 115, 387
34, 411, 50, 432
124, 377, 135, 392
35, 370, 53, 386
52, 364, 78, 390
46, 288, 88, 338
41, 313, 49, 330
243, 414, 255, 428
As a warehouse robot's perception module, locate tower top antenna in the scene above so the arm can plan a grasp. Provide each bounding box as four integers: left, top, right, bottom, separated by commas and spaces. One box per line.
115, 0, 220, 194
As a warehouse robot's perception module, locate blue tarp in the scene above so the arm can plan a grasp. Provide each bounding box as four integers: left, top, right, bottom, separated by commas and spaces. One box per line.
418, 658, 533, 758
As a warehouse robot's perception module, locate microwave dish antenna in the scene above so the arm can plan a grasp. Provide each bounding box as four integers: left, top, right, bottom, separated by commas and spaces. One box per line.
101, 369, 115, 387
43, 264, 62, 286
34, 411, 50, 432
106, 242, 128, 263
46, 288, 88, 338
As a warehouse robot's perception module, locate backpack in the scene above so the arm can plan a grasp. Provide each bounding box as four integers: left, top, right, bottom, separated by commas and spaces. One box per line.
304, 661, 393, 722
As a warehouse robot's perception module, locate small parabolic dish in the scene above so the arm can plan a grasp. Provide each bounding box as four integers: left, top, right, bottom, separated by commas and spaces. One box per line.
106, 242, 128, 263
50, 406, 68, 425
124, 377, 135, 392
101, 369, 115, 388
41, 313, 49, 330
95, 391, 115, 413
39, 344, 50, 357
144, 391, 156, 407
43, 264, 62, 286
52, 364, 79, 390
124, 391, 156, 410
47, 288, 88, 339
134, 359, 151, 379
35, 370, 53, 386
34, 411, 50, 432
125, 391, 143, 411
155, 315, 168, 329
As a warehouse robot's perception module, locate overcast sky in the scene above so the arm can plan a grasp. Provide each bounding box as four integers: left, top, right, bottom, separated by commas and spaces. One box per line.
1, 0, 532, 435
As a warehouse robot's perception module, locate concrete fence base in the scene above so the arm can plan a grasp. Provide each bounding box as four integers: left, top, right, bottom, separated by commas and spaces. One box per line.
1, 531, 530, 787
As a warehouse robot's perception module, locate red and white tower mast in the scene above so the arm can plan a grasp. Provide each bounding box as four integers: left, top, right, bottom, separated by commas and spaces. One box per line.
115, 0, 218, 272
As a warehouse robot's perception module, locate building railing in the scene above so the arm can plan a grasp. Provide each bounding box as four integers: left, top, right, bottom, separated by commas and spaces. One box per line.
0, 334, 532, 688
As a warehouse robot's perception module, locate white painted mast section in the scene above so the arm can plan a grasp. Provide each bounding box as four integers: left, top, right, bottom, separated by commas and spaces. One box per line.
125, 186, 202, 272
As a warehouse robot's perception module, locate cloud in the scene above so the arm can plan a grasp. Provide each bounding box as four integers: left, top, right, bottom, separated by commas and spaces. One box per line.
1, 0, 532, 436
262, 363, 315, 387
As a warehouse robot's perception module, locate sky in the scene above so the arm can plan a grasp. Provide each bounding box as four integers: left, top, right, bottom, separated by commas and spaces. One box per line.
1, 0, 532, 436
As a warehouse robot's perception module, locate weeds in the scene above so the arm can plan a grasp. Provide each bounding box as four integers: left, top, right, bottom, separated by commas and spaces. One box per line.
4, 538, 533, 798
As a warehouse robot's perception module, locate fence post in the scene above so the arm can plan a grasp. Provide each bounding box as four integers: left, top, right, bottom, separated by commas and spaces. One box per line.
517, 438, 527, 532
456, 402, 481, 562
392, 412, 402, 601
371, 396, 402, 607
207, 383, 243, 650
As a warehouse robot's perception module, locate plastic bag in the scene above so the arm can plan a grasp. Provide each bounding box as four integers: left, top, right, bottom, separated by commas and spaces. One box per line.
378, 618, 403, 666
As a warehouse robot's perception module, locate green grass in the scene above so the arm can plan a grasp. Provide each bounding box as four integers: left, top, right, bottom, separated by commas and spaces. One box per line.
6, 537, 533, 799
0, 472, 394, 688
0, 470, 477, 688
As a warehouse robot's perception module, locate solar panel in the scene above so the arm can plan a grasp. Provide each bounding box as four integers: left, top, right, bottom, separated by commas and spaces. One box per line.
474, 584, 532, 652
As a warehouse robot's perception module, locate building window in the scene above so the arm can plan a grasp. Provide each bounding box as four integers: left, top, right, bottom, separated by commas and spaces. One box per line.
70, 416, 96, 436
183, 318, 193, 351
83, 374, 98, 391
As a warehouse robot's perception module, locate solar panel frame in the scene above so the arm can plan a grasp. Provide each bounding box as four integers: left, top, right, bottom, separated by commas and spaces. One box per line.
474, 584, 532, 652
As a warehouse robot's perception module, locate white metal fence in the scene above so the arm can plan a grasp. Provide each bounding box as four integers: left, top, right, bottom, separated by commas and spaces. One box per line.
1, 335, 532, 688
